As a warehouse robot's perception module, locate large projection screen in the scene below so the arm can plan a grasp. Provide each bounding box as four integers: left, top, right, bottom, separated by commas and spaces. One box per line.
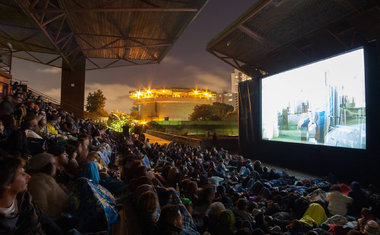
261, 48, 366, 149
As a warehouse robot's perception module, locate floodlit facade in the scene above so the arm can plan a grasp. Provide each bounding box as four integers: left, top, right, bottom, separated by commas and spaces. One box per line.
129, 88, 216, 121
216, 91, 234, 107
230, 69, 251, 110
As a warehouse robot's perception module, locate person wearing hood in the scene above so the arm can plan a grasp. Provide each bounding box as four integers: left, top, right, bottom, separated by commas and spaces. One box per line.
299, 203, 327, 228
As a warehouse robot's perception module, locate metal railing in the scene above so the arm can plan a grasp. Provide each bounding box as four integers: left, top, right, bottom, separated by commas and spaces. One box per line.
11, 78, 60, 105
11, 78, 109, 119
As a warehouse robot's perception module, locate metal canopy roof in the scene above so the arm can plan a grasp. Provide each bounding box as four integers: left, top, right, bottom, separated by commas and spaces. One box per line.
207, 0, 380, 78
0, 0, 208, 70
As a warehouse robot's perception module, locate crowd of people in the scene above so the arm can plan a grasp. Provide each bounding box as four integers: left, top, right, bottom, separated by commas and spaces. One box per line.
0, 82, 379, 235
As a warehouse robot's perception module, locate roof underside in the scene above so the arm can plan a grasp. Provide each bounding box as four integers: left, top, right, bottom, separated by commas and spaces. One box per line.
0, 0, 208, 70
207, 0, 380, 78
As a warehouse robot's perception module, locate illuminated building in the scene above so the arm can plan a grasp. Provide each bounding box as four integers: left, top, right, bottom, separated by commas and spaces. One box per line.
216, 91, 234, 107
129, 88, 216, 121
231, 69, 252, 110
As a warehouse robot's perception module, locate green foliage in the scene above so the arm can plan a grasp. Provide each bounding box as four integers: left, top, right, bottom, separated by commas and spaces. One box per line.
130, 106, 139, 120
190, 102, 234, 121
189, 104, 211, 121
106, 111, 132, 132
86, 89, 108, 116
223, 109, 238, 121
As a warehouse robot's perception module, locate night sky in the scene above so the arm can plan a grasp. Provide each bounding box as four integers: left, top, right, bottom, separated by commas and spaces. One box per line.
11, 0, 254, 112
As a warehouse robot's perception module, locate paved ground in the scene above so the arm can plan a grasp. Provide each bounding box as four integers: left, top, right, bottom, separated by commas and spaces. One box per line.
145, 133, 172, 145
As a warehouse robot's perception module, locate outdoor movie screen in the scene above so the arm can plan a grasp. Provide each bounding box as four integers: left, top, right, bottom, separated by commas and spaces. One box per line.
261, 48, 366, 149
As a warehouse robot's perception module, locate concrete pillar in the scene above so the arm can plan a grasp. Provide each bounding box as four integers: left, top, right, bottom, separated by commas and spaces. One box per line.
60, 59, 85, 118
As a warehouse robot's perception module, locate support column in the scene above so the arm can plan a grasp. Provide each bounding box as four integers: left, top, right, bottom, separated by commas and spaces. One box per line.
60, 59, 85, 118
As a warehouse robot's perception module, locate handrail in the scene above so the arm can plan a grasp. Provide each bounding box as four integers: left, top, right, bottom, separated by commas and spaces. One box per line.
27, 87, 60, 105
11, 78, 60, 105
11, 78, 107, 119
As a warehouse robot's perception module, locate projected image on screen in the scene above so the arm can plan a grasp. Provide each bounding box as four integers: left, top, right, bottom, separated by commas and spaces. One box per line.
262, 48, 366, 149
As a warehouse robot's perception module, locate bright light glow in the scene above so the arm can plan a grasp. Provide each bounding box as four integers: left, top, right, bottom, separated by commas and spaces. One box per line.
130, 88, 217, 100
261, 48, 366, 149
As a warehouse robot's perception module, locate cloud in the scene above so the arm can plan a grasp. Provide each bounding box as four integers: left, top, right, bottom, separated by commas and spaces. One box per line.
37, 83, 137, 113
36, 67, 61, 74
161, 56, 181, 65
85, 83, 137, 113
183, 65, 230, 92
42, 88, 60, 102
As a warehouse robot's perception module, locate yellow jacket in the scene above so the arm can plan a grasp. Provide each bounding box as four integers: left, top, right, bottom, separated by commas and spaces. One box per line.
46, 123, 59, 135
300, 203, 327, 227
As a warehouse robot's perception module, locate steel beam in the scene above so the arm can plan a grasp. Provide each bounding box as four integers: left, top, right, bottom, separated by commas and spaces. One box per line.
238, 25, 266, 45
128, 38, 157, 60
31, 7, 198, 13
326, 29, 348, 49
103, 58, 121, 68
80, 43, 172, 51
86, 57, 101, 69
207, 0, 271, 50
210, 50, 243, 72
16, 0, 76, 70
42, 13, 65, 26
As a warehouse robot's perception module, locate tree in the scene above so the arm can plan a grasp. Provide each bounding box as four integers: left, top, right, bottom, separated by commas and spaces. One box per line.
189, 102, 234, 121
86, 89, 108, 116
190, 104, 213, 121
107, 110, 130, 132
129, 105, 139, 120
211, 102, 234, 118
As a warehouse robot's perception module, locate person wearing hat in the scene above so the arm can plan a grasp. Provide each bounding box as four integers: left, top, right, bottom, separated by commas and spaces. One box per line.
27, 153, 69, 220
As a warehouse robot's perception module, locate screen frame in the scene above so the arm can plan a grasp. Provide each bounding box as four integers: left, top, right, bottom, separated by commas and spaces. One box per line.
258, 46, 368, 150
238, 40, 380, 181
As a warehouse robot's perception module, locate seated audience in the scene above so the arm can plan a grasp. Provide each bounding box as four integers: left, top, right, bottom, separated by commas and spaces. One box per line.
0, 156, 63, 234
0, 81, 379, 235
27, 153, 69, 220
327, 184, 353, 216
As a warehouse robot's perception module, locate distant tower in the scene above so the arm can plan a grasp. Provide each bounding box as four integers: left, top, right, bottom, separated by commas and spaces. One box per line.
231, 69, 251, 110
